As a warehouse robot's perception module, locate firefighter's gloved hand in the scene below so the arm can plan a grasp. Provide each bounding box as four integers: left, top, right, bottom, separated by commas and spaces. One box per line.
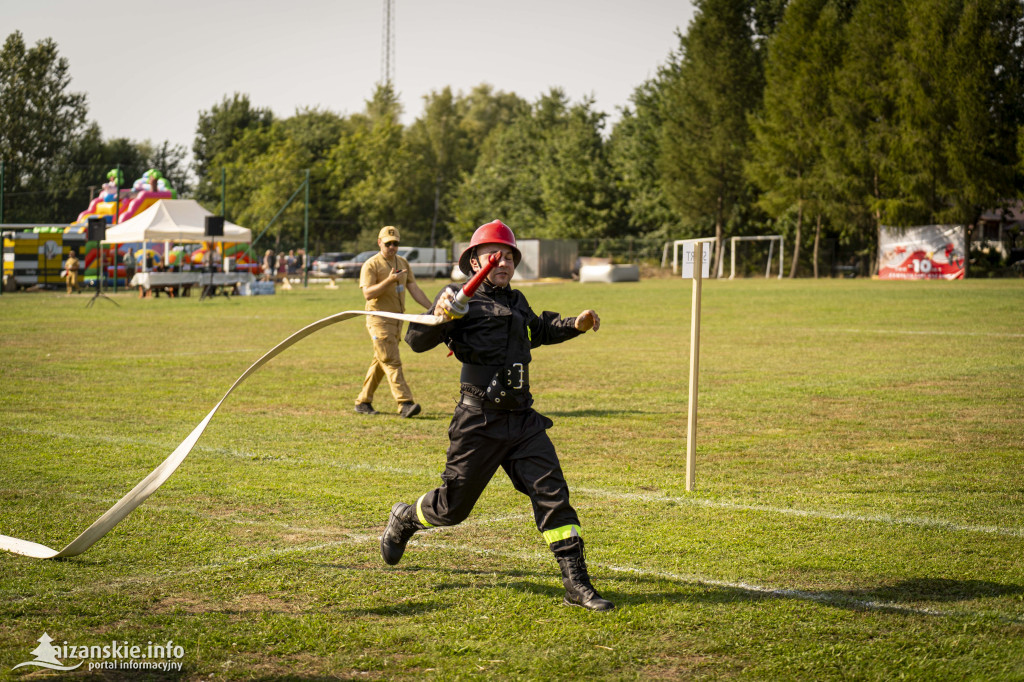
575, 309, 600, 332
434, 288, 456, 319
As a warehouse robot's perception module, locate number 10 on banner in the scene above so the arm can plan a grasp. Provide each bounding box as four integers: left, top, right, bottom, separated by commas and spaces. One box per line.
681, 240, 709, 491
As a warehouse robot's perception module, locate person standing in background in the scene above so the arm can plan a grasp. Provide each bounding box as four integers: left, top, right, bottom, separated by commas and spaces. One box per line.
354, 226, 432, 418
64, 250, 80, 294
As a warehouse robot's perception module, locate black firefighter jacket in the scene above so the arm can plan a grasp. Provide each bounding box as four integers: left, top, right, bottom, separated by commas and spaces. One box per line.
405, 281, 582, 408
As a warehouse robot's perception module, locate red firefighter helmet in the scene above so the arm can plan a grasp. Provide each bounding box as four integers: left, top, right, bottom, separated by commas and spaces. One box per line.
458, 219, 522, 276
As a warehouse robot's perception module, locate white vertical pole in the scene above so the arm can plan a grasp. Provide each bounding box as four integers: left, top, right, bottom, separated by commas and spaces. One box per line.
779, 237, 785, 279
766, 239, 774, 278
686, 241, 703, 492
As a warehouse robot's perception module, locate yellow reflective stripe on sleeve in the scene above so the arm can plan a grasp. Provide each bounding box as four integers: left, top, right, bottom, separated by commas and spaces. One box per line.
542, 524, 581, 545
416, 494, 434, 528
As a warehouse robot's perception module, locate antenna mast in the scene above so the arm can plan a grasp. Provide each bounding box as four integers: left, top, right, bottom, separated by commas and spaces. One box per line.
381, 0, 395, 85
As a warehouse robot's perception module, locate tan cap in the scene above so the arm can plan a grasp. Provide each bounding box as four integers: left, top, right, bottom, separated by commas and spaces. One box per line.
378, 225, 400, 242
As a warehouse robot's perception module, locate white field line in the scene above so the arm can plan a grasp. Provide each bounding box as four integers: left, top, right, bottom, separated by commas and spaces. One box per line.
403, 540, 953, 618
31, 499, 1021, 624
115, 534, 975, 621
60, 517, 1023, 623
794, 327, 1024, 339
575, 487, 1024, 538
596, 563, 952, 618
5, 426, 1023, 539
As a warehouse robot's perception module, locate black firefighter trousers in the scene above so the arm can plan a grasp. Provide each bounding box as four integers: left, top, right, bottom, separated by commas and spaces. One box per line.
413, 403, 581, 537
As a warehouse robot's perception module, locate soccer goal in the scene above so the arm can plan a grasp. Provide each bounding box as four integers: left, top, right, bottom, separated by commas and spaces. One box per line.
728, 235, 784, 279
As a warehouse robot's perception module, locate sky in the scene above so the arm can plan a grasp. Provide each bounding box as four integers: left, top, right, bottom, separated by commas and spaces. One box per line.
9, 1, 695, 165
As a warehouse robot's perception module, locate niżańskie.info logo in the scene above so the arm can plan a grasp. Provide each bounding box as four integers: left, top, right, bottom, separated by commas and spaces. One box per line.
12, 632, 184, 673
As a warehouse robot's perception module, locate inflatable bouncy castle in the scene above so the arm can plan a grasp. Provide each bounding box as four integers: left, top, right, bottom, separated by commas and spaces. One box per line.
63, 168, 183, 286
58, 169, 256, 286
75, 168, 179, 226
4, 170, 257, 290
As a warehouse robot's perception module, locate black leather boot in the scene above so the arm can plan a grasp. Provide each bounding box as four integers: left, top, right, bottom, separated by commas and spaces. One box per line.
380, 502, 425, 565
551, 537, 615, 611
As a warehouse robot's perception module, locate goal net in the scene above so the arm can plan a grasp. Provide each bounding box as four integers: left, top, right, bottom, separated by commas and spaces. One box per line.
728, 236, 784, 279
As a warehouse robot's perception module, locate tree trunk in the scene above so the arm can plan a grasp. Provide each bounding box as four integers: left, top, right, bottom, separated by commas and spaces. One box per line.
812, 213, 822, 279
963, 211, 983, 279
714, 195, 724, 278
789, 201, 803, 278
872, 172, 882, 276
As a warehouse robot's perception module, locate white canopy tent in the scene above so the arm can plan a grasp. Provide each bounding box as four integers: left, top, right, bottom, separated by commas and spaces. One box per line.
102, 199, 251, 244
100, 199, 251, 273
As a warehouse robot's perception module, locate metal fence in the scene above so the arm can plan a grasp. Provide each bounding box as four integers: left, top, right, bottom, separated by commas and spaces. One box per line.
575, 235, 873, 278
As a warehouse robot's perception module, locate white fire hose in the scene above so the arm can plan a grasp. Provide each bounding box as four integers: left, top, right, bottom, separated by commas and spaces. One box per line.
0, 310, 446, 560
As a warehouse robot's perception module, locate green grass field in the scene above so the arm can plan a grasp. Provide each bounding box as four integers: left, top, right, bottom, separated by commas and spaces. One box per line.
1, 277, 1022, 680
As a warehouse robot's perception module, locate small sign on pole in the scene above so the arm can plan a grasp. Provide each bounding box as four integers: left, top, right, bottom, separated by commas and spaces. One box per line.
681, 239, 711, 279
681, 240, 708, 491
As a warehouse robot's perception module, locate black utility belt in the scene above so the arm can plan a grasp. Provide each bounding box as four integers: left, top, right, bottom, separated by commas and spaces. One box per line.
460, 363, 530, 390
460, 362, 529, 409
459, 393, 509, 410
459, 393, 530, 411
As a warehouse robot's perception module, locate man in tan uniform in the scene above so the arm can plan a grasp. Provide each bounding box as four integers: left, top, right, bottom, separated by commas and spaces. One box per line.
64, 250, 81, 294
355, 226, 433, 417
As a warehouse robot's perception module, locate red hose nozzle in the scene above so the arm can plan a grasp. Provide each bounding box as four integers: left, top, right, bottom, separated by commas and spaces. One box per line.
445, 251, 502, 319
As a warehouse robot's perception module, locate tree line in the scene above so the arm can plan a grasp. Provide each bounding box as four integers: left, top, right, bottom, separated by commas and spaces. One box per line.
3, 0, 1022, 275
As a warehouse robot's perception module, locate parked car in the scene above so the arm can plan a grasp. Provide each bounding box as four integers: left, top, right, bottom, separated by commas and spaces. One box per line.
337, 246, 452, 279
310, 252, 355, 276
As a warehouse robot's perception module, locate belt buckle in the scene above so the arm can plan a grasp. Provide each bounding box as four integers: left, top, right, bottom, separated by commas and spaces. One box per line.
509, 362, 525, 390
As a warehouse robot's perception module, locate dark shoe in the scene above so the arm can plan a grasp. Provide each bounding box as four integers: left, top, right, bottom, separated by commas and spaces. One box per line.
380, 502, 424, 565
398, 402, 421, 418
354, 402, 378, 415
552, 537, 615, 611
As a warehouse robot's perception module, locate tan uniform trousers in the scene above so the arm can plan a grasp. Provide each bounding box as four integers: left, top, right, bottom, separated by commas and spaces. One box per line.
356, 316, 413, 406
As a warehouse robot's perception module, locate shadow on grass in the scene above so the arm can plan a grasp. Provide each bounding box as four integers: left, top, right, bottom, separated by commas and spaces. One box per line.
469, 577, 734, 610
600, 573, 1024, 615
543, 408, 650, 418
307, 560, 1024, 617
841, 578, 1024, 603
375, 565, 684, 609
338, 601, 445, 617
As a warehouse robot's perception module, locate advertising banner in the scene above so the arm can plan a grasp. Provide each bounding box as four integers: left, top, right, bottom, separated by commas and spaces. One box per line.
877, 225, 965, 280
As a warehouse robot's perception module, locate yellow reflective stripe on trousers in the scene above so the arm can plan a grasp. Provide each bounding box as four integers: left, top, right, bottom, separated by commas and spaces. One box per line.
416, 494, 434, 528
542, 524, 581, 545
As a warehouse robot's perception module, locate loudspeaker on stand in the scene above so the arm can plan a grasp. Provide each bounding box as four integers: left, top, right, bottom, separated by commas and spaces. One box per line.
87, 217, 106, 242
205, 216, 224, 237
